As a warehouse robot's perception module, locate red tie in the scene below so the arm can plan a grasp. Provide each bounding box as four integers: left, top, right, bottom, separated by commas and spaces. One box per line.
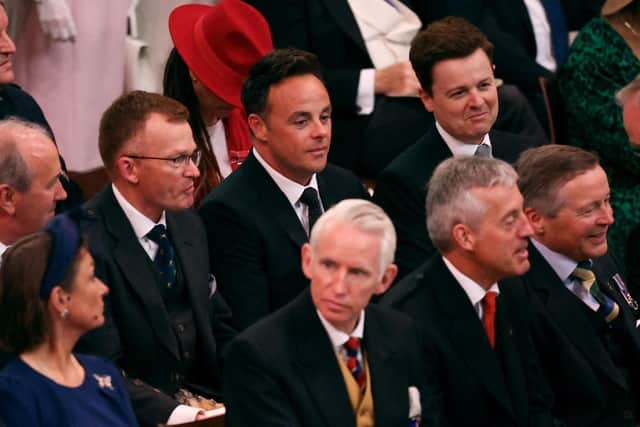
482, 291, 497, 349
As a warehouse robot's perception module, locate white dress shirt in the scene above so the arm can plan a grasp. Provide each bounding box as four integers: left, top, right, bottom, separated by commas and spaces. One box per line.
531, 238, 601, 311
436, 121, 493, 158
207, 120, 233, 178
0, 241, 8, 266
442, 256, 500, 320
253, 148, 324, 235
522, 0, 557, 71
318, 309, 365, 367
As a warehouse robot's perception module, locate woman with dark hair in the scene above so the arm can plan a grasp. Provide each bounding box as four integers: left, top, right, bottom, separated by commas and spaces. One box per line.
164, 0, 272, 206
0, 213, 137, 426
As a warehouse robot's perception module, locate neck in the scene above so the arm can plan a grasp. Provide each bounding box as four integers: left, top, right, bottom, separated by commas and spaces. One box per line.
201, 108, 220, 127
114, 182, 162, 223
444, 252, 497, 290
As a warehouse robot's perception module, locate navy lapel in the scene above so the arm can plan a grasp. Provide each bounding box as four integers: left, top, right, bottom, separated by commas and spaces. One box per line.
320, 0, 368, 52
526, 244, 629, 390
96, 187, 180, 361
431, 258, 514, 413
293, 292, 355, 427
364, 309, 403, 426
246, 152, 308, 248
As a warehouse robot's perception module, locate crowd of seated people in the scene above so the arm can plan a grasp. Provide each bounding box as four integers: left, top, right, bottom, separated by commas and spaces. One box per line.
1, 0, 640, 426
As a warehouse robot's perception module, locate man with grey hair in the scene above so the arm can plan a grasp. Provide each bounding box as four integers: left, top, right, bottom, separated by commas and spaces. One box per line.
383, 156, 555, 426
0, 117, 67, 260
224, 199, 424, 427
516, 144, 640, 426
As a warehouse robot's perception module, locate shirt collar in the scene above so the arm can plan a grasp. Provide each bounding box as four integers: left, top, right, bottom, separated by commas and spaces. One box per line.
317, 309, 366, 351
442, 255, 500, 307
436, 121, 492, 157
112, 183, 167, 240
0, 241, 8, 264
253, 148, 320, 207
530, 238, 580, 283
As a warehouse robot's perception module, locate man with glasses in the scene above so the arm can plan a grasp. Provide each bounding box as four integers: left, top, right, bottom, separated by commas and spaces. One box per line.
77, 91, 236, 427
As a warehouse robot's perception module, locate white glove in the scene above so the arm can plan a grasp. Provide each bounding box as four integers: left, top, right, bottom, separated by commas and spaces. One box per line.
34, 0, 77, 42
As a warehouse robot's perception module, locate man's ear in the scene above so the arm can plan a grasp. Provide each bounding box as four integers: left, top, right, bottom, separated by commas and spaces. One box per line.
114, 156, 139, 185
374, 263, 398, 296
418, 87, 434, 112
247, 113, 268, 143
0, 184, 17, 215
301, 243, 313, 280
524, 207, 544, 236
451, 223, 475, 251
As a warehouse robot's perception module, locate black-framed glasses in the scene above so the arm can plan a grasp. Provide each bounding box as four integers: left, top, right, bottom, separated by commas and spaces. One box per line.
124, 150, 202, 169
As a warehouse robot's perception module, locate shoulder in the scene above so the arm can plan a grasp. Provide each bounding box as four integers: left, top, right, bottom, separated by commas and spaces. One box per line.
319, 163, 366, 194
379, 260, 434, 311
378, 130, 441, 184
489, 129, 533, 162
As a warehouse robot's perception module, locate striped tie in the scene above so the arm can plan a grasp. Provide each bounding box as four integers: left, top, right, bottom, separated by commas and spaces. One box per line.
571, 261, 619, 322
343, 337, 366, 389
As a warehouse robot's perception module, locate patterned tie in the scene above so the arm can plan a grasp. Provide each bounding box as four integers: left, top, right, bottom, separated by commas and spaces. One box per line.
571, 261, 620, 322
482, 291, 497, 349
540, 0, 569, 65
474, 143, 492, 158
146, 224, 177, 289
299, 187, 322, 234
343, 337, 366, 389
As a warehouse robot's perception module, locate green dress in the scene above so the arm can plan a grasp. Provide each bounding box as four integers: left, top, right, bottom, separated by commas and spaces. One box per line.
558, 16, 640, 262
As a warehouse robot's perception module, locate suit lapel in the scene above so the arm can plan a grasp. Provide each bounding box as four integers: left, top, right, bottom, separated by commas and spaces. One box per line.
527, 244, 629, 390
365, 310, 402, 426
97, 187, 180, 360
246, 152, 308, 248
293, 292, 355, 427
431, 258, 514, 413
320, 0, 368, 52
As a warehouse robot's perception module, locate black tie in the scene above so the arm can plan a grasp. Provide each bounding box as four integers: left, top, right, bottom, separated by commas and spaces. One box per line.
146, 224, 177, 289
299, 187, 322, 233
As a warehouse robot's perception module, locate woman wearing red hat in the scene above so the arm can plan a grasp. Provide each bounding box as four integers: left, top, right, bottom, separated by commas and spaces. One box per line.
164, 0, 272, 207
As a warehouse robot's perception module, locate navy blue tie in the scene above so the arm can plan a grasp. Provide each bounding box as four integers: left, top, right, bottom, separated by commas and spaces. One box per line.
540, 0, 569, 66
146, 224, 177, 289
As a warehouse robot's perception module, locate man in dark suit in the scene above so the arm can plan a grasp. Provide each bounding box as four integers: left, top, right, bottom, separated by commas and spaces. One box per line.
382, 156, 555, 426
199, 49, 369, 331
76, 91, 236, 427
515, 144, 640, 426
374, 17, 536, 280
224, 199, 423, 426
246, 0, 546, 177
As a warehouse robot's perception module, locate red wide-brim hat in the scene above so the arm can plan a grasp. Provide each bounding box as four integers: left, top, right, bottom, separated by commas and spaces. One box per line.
169, 0, 273, 109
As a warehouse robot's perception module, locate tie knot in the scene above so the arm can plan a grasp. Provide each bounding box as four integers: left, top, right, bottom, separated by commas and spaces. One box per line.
482, 291, 497, 312
299, 187, 320, 208
146, 224, 168, 244
572, 261, 595, 282
344, 337, 361, 356
474, 143, 491, 158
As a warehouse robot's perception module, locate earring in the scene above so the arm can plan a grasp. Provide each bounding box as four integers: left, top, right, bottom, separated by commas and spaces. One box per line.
61, 308, 69, 320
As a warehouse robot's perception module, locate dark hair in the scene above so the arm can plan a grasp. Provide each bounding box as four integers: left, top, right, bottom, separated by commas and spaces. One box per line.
516, 145, 600, 217
241, 48, 323, 116
410, 16, 494, 95
163, 48, 222, 194
0, 233, 84, 353
99, 90, 190, 173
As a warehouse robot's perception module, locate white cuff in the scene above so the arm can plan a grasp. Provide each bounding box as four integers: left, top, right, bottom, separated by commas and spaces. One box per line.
166, 405, 202, 425
356, 69, 375, 115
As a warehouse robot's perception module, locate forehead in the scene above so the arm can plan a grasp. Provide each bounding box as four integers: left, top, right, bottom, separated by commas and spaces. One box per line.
431, 49, 493, 89
557, 166, 609, 204
265, 74, 329, 115
315, 220, 381, 258
135, 113, 195, 153
472, 184, 522, 217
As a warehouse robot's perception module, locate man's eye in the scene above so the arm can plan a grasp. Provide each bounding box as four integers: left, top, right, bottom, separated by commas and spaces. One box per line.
172, 155, 187, 166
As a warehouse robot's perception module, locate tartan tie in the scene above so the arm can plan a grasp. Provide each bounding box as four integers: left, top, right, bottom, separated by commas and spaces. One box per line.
482, 291, 497, 349
299, 187, 322, 233
146, 224, 177, 289
343, 337, 366, 389
571, 261, 619, 322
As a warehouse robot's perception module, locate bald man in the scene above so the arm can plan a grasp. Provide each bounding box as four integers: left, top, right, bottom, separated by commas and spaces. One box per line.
0, 117, 67, 259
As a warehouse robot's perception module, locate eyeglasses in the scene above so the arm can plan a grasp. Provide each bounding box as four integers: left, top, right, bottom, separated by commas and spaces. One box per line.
124, 150, 202, 169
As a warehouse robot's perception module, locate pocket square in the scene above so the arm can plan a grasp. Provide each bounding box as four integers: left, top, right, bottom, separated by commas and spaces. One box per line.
408, 385, 421, 425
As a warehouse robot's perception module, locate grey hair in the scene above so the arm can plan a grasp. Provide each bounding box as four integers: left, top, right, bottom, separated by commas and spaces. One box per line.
426, 156, 518, 252
615, 74, 640, 106
309, 199, 397, 275
0, 118, 52, 192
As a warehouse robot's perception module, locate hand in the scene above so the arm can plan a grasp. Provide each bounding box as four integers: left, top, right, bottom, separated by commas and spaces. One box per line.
35, 0, 77, 42
374, 61, 420, 97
